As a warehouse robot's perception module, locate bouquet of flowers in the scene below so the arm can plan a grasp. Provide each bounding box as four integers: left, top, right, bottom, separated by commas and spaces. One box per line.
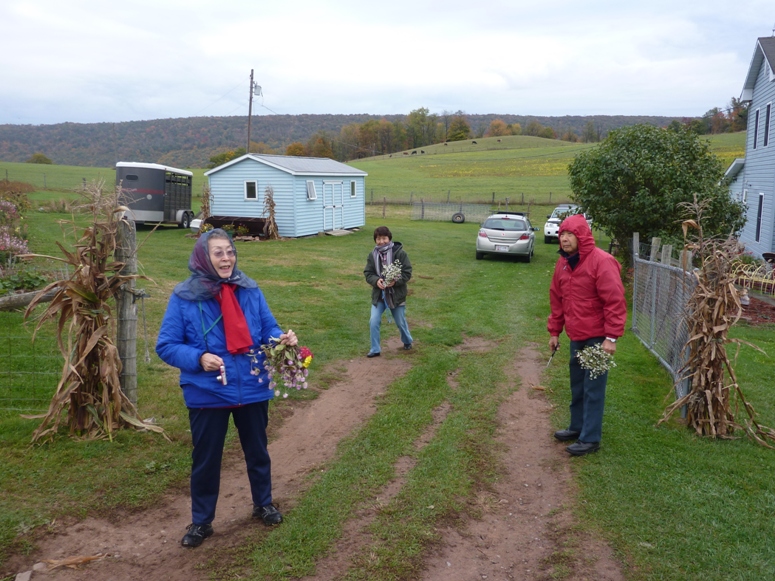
381, 259, 403, 285
576, 343, 616, 379
257, 339, 313, 398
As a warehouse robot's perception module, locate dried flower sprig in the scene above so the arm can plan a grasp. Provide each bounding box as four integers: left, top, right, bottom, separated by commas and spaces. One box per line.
258, 339, 312, 398
577, 343, 616, 379
381, 259, 403, 285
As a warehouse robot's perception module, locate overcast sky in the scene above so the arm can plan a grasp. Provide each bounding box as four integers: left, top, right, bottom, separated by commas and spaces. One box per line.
1, 0, 773, 126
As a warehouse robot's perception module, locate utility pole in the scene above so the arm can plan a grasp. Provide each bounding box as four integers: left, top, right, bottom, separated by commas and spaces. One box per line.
247, 69, 254, 153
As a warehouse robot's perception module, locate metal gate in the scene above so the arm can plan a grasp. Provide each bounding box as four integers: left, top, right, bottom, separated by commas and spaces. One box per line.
323, 181, 344, 231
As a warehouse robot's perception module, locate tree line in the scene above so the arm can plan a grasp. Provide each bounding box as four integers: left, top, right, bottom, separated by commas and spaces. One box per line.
2, 111, 692, 168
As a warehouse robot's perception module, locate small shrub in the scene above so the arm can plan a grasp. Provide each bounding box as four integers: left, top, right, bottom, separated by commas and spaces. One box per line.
0, 265, 48, 295
221, 223, 235, 233
235, 224, 250, 236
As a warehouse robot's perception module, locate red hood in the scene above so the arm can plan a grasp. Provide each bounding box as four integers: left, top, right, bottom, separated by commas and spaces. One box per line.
558, 213, 595, 257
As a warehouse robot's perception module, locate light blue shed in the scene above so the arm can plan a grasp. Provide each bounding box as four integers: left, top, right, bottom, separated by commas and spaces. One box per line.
728, 36, 775, 257
204, 154, 367, 238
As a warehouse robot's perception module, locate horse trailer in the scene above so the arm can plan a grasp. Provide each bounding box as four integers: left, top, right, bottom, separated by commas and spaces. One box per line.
115, 162, 195, 228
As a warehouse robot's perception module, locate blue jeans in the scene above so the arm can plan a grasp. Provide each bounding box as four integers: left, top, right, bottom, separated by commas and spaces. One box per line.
369, 302, 412, 354
568, 338, 608, 443
188, 401, 272, 525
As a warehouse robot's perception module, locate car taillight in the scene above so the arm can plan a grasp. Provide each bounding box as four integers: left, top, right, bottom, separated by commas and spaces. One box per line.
519, 233, 530, 240
478, 230, 488, 237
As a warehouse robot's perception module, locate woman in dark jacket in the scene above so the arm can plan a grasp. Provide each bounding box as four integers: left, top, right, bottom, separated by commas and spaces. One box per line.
363, 226, 413, 357
156, 229, 297, 548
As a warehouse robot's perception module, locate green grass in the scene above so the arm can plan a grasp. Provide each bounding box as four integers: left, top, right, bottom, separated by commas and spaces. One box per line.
0, 160, 208, 198
1, 129, 770, 580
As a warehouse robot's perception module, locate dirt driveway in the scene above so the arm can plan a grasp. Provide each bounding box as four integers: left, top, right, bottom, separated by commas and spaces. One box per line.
6, 338, 624, 581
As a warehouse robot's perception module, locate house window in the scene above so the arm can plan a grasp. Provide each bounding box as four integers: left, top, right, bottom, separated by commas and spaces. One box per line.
306, 180, 317, 200
245, 181, 257, 200
350, 181, 357, 198
742, 189, 748, 204
766, 104, 772, 147
753, 109, 760, 149
755, 193, 764, 242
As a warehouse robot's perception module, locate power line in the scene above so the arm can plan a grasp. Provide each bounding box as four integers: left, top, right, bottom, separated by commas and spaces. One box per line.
190, 75, 251, 117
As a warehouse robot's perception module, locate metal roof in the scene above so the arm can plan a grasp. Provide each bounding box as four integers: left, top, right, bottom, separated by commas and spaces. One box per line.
741, 37, 775, 102
724, 158, 745, 180
205, 154, 368, 177
116, 161, 193, 176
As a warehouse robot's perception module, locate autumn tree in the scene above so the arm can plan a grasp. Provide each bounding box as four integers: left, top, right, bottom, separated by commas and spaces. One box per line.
26, 152, 53, 164
568, 124, 746, 252
208, 147, 245, 168
406, 107, 438, 148
447, 112, 472, 141
581, 121, 600, 143
286, 142, 307, 156
306, 132, 334, 158
486, 119, 510, 137
508, 123, 522, 135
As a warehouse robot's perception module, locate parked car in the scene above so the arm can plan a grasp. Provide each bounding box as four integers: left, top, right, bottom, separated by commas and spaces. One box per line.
542, 204, 591, 243
476, 212, 537, 262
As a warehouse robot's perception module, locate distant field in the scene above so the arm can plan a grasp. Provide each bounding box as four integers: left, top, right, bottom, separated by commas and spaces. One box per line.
0, 161, 208, 196
1, 131, 747, 210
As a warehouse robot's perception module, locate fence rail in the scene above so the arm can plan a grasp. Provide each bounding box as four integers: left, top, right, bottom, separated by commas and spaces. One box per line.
631, 233, 696, 402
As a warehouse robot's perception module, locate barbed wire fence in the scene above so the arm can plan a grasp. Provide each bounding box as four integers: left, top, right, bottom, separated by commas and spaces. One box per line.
631, 233, 696, 409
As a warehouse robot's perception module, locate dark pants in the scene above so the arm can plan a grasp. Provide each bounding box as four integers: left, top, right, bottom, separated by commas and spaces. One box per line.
568, 338, 608, 444
188, 401, 272, 525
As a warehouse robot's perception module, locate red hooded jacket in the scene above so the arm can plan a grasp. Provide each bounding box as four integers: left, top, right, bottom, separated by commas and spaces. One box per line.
547, 214, 627, 341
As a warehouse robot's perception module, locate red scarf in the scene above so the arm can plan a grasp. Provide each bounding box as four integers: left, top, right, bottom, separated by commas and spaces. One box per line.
215, 284, 252, 354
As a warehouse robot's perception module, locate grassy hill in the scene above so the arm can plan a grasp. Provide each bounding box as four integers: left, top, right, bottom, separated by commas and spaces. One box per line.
1, 131, 747, 211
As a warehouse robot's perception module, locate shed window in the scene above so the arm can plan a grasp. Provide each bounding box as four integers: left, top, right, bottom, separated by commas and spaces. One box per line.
350, 181, 357, 198
742, 189, 748, 204
755, 193, 764, 242
306, 180, 317, 200
245, 181, 257, 200
124, 174, 139, 181
765, 104, 772, 147
753, 109, 760, 149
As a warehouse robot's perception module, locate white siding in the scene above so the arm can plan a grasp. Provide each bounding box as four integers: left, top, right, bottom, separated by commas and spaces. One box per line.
738, 56, 775, 256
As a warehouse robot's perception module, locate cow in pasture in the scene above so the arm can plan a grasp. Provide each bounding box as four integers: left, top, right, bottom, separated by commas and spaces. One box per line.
497, 139, 501, 142
443, 142, 448, 146
472, 140, 477, 144
411, 150, 417, 155
403, 152, 409, 155
421, 150, 425, 154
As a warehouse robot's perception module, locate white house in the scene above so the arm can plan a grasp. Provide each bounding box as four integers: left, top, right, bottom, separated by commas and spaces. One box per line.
204, 154, 367, 238
728, 36, 775, 257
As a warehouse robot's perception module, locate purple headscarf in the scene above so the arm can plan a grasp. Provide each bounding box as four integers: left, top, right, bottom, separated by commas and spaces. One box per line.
172, 229, 258, 301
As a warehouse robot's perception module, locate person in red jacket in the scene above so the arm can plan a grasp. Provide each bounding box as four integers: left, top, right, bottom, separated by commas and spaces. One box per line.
548, 214, 626, 456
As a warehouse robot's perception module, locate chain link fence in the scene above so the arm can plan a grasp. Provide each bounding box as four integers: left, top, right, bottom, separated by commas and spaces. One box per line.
631, 233, 696, 402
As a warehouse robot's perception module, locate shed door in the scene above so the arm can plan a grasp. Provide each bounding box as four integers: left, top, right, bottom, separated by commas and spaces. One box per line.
323, 181, 344, 231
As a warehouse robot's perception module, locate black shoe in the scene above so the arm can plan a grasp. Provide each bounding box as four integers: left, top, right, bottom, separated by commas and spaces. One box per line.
403, 343, 412, 350
566, 441, 600, 456
367, 352, 381, 358
181, 523, 213, 548
253, 503, 283, 526
553, 429, 581, 442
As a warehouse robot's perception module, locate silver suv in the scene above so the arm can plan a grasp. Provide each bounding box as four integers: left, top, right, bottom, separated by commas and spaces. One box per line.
476, 212, 537, 262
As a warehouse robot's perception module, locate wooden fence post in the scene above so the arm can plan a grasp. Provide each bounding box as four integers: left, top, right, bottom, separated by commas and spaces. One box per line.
116, 217, 138, 406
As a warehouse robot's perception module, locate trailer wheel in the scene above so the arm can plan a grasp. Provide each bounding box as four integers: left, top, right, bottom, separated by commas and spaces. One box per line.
180, 212, 191, 229
451, 212, 465, 224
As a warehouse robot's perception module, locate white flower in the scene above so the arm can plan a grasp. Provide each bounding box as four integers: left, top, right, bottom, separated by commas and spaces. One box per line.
577, 343, 616, 379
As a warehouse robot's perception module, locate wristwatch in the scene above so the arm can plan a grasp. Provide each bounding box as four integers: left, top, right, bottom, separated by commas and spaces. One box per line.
605, 337, 617, 343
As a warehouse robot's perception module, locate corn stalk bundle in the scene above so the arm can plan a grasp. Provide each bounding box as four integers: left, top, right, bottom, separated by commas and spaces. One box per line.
22, 181, 165, 443
263, 185, 279, 240
660, 201, 775, 448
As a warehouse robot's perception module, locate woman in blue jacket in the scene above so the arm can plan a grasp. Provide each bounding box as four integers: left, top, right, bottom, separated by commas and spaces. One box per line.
156, 229, 297, 548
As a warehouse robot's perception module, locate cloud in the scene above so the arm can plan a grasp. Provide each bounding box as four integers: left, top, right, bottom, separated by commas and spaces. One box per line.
0, 0, 771, 124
